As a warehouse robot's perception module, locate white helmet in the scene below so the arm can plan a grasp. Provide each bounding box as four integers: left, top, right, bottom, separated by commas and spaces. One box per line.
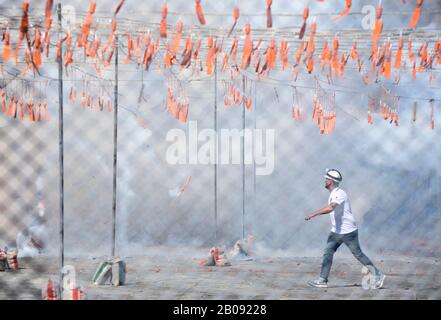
324, 168, 342, 183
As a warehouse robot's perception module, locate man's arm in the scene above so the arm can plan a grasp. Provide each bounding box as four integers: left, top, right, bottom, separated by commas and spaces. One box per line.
305, 203, 337, 221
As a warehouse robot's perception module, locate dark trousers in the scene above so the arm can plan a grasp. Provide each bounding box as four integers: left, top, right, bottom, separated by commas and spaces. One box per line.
320, 229, 379, 281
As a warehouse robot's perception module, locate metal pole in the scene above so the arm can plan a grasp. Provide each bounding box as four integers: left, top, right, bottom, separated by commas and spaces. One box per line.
56, 3, 65, 295
242, 75, 245, 240
253, 81, 256, 226
214, 59, 218, 244
111, 35, 119, 257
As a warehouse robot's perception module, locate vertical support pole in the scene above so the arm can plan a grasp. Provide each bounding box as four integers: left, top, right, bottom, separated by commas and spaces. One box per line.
214, 59, 218, 244
56, 3, 65, 295
242, 75, 245, 239
253, 81, 256, 225
111, 35, 119, 257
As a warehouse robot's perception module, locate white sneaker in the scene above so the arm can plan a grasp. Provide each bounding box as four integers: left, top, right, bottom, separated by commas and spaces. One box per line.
308, 278, 328, 288
374, 273, 386, 289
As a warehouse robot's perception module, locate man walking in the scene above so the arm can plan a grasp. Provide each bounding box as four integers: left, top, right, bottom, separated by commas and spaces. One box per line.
305, 169, 386, 289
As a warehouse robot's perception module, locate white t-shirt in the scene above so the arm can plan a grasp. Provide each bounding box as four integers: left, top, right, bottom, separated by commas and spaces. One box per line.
328, 188, 358, 234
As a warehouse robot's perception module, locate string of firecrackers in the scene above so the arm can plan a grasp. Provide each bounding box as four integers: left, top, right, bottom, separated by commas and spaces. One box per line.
291, 86, 305, 122
116, 0, 438, 91
367, 87, 400, 127
164, 71, 189, 123
0, 79, 50, 122
222, 66, 254, 111
0, 0, 439, 127
63, 0, 122, 114
1, 0, 439, 84
67, 72, 113, 113
311, 79, 337, 135
0, 0, 439, 74
2, 0, 436, 77
368, 92, 435, 130
1, 0, 54, 73
131, 0, 434, 88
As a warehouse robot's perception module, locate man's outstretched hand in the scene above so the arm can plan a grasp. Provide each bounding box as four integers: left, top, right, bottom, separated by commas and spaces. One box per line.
305, 204, 335, 221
